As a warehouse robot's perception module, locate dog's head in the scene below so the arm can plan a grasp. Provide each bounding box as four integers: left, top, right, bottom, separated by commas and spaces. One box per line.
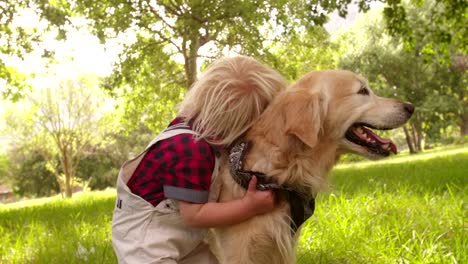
279, 70, 414, 159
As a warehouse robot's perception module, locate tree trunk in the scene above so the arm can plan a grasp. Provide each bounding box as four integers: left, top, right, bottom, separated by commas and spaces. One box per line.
403, 125, 416, 154
410, 123, 418, 150
184, 34, 201, 89
65, 173, 72, 198
62, 145, 73, 198
185, 53, 198, 88
461, 108, 468, 136
183, 29, 212, 89
413, 113, 424, 151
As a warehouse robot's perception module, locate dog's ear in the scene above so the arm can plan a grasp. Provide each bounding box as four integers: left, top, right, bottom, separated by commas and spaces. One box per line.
283, 90, 324, 148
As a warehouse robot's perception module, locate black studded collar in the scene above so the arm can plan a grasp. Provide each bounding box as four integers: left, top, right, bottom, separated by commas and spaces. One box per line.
229, 140, 315, 231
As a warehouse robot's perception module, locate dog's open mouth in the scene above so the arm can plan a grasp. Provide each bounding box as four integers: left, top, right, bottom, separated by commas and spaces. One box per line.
345, 124, 397, 156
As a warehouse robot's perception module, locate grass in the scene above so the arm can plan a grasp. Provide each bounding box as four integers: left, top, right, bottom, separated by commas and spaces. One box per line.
0, 190, 116, 263
1, 146, 467, 263
297, 146, 467, 264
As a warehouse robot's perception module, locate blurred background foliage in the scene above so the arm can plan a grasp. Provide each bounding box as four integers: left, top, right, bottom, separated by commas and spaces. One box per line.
0, 0, 466, 199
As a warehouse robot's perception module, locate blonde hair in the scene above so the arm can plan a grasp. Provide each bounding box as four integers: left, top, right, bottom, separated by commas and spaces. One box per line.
178, 56, 287, 146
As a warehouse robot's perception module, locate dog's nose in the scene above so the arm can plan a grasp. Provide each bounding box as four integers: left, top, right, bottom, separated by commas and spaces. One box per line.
403, 103, 415, 115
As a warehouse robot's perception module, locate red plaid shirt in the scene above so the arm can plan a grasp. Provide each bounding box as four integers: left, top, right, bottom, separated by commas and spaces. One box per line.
127, 118, 215, 206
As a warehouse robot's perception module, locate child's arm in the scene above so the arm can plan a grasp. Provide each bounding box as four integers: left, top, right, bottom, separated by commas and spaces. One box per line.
178, 176, 275, 228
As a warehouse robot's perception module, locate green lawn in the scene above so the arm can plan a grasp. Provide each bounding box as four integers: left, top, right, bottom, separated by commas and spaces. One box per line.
298, 146, 467, 264
0, 191, 116, 263
1, 146, 467, 263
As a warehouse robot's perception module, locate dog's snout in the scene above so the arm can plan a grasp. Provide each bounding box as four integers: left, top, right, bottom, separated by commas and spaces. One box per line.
403, 103, 415, 116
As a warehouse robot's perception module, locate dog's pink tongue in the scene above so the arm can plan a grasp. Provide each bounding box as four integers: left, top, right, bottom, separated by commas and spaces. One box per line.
362, 127, 398, 154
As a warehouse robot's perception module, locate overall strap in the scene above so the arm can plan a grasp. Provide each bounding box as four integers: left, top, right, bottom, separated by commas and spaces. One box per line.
145, 124, 194, 149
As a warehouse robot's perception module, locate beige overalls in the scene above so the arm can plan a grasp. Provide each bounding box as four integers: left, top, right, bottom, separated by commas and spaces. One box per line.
112, 124, 221, 264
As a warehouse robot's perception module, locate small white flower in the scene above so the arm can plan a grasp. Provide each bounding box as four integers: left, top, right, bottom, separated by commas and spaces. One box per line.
76, 243, 89, 261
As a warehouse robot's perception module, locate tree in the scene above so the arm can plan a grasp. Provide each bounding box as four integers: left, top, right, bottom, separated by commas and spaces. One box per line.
382, 0, 467, 57
1, 0, 387, 95
9, 150, 60, 197
3, 0, 465, 138
3, 0, 465, 88
85, 0, 341, 133
0, 1, 435, 135
76, 123, 156, 190
4, 75, 116, 197
0, 0, 67, 100
381, 0, 468, 135
103, 40, 186, 132
0, 153, 13, 186
72, 0, 353, 88
86, 0, 353, 132
0, 67, 30, 101
267, 27, 338, 82
338, 5, 464, 152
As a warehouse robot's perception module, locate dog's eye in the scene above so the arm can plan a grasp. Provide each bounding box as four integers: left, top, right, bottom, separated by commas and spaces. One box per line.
358, 87, 369, 95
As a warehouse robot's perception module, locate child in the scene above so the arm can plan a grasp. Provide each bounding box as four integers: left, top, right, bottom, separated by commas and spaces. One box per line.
112, 56, 287, 263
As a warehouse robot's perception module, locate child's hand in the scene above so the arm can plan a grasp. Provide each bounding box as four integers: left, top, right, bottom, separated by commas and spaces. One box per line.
242, 176, 276, 215
179, 176, 276, 227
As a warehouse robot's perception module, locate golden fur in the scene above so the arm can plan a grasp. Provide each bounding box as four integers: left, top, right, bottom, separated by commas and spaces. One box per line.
210, 70, 414, 264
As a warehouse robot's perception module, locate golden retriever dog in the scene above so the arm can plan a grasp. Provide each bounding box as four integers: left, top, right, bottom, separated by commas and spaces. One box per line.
209, 70, 414, 264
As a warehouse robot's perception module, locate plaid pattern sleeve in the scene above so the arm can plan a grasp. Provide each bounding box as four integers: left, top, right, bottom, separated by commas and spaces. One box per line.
127, 130, 215, 206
